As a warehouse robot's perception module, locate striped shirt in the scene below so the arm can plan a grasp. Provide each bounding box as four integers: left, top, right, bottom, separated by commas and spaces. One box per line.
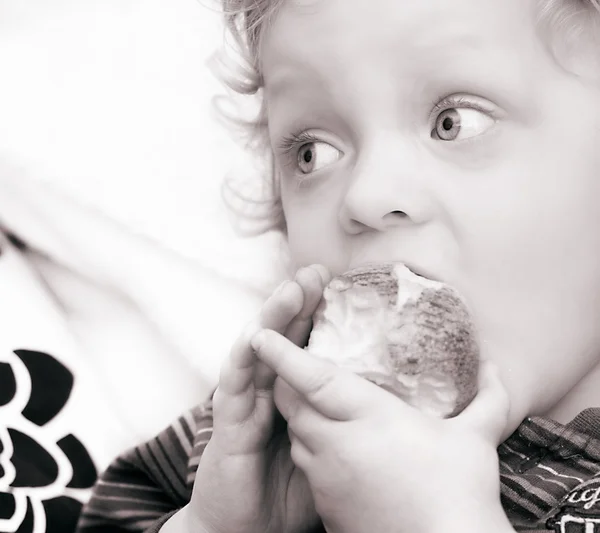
76, 404, 600, 533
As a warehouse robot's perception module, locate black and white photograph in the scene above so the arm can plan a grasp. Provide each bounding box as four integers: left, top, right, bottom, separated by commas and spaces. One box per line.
1, 1, 600, 532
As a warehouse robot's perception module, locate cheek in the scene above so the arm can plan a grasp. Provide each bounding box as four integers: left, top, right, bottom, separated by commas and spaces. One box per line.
282, 189, 349, 273
457, 146, 600, 412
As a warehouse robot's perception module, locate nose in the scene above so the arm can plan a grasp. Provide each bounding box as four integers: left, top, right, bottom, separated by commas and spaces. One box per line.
339, 137, 436, 234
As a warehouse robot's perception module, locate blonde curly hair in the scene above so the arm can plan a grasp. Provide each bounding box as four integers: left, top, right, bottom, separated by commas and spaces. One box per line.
214, 0, 600, 234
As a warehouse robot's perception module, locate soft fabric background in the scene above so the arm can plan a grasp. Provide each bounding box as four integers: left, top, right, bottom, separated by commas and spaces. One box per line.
0, 0, 284, 288
0, 0, 289, 442
0, 3, 290, 529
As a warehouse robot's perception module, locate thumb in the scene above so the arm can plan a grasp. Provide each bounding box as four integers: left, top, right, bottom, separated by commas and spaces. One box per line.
251, 329, 398, 420
455, 359, 510, 444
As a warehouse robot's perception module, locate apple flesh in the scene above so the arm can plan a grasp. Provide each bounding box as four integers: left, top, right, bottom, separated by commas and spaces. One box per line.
306, 263, 479, 418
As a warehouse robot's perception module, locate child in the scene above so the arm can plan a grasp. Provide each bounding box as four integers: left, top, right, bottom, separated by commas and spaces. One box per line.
76, 0, 600, 531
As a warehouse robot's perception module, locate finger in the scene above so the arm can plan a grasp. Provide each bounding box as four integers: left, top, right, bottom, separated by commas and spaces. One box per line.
277, 378, 335, 452
215, 282, 303, 422
231, 281, 303, 392
212, 382, 255, 428
223, 281, 302, 390
309, 263, 333, 287
454, 359, 510, 443
261, 280, 305, 332
284, 265, 331, 347
274, 377, 329, 450
274, 376, 302, 423
252, 329, 389, 420
214, 323, 262, 425
218, 321, 262, 397
289, 430, 314, 473
256, 280, 305, 390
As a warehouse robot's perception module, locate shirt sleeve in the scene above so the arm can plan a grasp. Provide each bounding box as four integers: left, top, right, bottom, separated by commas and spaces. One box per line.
76, 402, 214, 532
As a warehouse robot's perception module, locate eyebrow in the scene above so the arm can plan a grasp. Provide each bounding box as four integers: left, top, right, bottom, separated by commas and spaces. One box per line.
264, 61, 326, 100
264, 24, 492, 93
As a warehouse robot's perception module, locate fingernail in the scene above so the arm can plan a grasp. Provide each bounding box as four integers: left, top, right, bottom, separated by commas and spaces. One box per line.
251, 330, 266, 351
296, 265, 326, 287
272, 280, 291, 298
294, 267, 310, 282
311, 264, 330, 286
276, 280, 288, 293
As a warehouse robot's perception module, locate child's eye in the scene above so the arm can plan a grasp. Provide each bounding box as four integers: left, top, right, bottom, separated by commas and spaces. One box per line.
297, 142, 342, 174
432, 107, 496, 142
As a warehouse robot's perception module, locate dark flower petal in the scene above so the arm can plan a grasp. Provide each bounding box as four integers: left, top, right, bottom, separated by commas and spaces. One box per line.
0, 362, 16, 406
9, 429, 59, 487
43, 496, 82, 533
14, 349, 73, 426
0, 491, 16, 519
57, 434, 97, 489
0, 433, 4, 477
15, 497, 34, 533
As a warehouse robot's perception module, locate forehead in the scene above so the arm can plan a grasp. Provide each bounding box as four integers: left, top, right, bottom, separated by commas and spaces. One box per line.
261, 0, 539, 84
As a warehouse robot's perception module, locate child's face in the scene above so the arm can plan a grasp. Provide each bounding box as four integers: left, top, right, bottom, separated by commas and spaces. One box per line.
261, 0, 600, 427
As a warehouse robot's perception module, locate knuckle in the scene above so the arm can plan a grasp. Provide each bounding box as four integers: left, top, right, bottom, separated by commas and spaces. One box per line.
253, 361, 276, 392
211, 386, 226, 413
286, 399, 303, 427
290, 440, 309, 470
228, 323, 258, 365
277, 392, 299, 424
304, 367, 337, 400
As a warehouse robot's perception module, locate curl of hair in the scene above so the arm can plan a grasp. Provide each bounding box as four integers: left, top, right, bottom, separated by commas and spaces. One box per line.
211, 0, 600, 235
536, 0, 600, 75
209, 0, 285, 235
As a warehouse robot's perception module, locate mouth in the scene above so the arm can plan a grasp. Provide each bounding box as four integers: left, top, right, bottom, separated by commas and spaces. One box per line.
403, 264, 440, 283
395, 264, 445, 291
351, 260, 440, 284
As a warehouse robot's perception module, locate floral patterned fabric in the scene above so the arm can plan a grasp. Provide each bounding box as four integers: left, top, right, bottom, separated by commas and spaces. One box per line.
0, 232, 138, 532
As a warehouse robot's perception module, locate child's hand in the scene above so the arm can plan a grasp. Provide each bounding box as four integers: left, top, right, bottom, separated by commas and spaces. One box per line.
251, 330, 515, 533
181, 265, 331, 533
